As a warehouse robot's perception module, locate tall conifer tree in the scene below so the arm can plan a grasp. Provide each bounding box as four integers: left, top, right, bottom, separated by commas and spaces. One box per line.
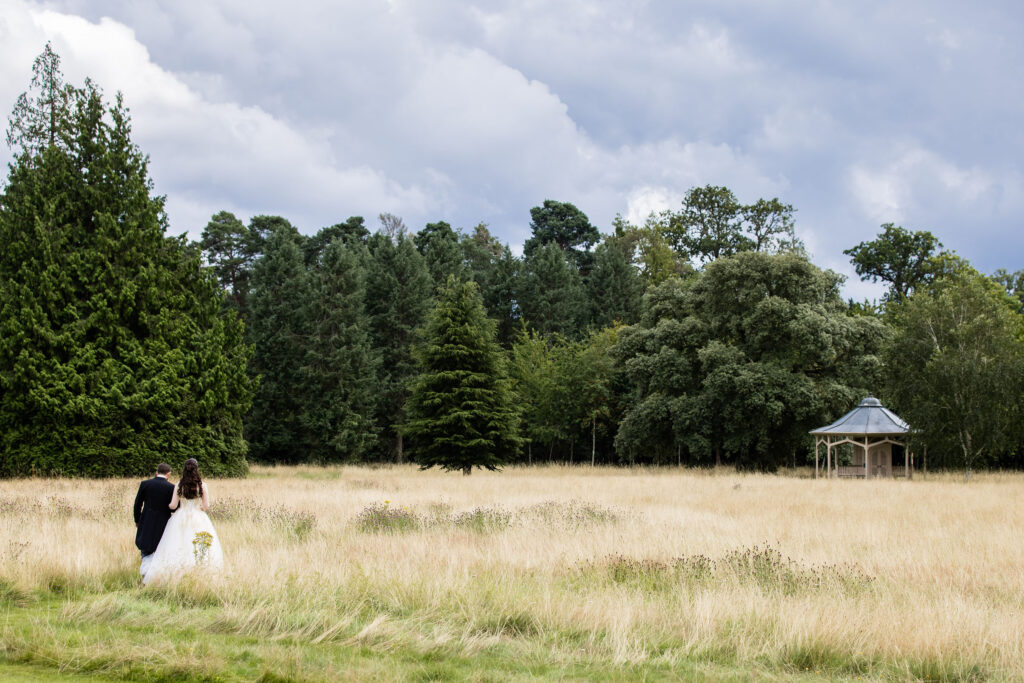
365, 232, 433, 461
588, 241, 643, 327
300, 240, 379, 461
518, 242, 588, 338
0, 47, 252, 476
246, 225, 310, 463
403, 277, 521, 475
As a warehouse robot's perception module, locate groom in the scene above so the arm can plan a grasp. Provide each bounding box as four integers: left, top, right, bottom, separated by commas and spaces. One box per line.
133, 463, 175, 576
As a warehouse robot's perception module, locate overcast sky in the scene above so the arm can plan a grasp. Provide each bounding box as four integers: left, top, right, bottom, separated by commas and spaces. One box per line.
2, 0, 1022, 299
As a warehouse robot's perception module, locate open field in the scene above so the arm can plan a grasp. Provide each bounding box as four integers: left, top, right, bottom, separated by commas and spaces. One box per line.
2, 465, 1023, 681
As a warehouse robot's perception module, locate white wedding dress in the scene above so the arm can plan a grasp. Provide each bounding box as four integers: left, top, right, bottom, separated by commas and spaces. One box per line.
142, 485, 224, 585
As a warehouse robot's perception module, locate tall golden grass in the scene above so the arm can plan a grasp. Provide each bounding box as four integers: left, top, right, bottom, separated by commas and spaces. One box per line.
3, 465, 1023, 679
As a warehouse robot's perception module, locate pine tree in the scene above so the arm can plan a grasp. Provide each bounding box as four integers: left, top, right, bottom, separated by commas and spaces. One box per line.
300, 239, 379, 461
200, 210, 260, 318
0, 47, 252, 476
403, 277, 521, 475
364, 232, 433, 461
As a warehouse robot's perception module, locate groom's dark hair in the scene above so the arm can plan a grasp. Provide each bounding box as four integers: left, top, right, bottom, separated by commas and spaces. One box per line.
156, 463, 171, 475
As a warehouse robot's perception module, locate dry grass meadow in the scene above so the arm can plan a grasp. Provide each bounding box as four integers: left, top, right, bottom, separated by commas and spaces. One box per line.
2, 464, 1023, 681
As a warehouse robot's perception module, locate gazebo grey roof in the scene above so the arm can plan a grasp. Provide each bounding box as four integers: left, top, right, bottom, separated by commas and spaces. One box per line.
809, 397, 909, 436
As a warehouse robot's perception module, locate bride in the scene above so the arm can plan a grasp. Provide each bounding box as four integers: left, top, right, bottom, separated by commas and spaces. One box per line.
142, 458, 224, 585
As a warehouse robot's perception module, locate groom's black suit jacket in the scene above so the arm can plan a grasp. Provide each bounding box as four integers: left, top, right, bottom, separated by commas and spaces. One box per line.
133, 476, 175, 554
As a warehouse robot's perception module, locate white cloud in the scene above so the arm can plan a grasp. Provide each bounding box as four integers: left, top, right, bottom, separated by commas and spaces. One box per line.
848, 146, 995, 225
6, 0, 1024, 283
2, 2, 437, 237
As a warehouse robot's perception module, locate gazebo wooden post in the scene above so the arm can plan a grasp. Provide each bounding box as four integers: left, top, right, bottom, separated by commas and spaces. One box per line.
904, 446, 909, 480
826, 439, 831, 479
814, 438, 819, 479
864, 436, 870, 479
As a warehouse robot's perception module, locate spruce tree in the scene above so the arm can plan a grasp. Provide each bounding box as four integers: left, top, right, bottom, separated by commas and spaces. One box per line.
518, 242, 589, 338
0, 47, 252, 476
300, 239, 379, 461
245, 224, 310, 463
403, 277, 521, 475
364, 232, 433, 461
415, 221, 467, 290
588, 241, 643, 327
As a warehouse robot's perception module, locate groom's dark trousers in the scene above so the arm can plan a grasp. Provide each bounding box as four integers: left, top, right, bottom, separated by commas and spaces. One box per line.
134, 476, 175, 556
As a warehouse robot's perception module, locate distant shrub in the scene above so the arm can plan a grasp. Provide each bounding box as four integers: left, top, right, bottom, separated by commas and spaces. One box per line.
582, 544, 873, 596
522, 500, 619, 528
452, 506, 513, 533
354, 501, 420, 533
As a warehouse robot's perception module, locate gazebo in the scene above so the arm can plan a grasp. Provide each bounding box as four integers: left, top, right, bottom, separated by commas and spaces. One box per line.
810, 396, 913, 479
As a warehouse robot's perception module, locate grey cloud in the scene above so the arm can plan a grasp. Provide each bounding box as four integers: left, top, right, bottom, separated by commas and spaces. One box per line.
9, 0, 1024, 299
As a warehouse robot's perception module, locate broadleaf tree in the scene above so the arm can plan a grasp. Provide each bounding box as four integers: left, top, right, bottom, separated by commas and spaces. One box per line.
884, 272, 1024, 478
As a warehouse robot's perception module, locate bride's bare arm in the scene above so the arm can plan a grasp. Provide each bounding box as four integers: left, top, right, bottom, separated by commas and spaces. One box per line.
169, 488, 179, 510
201, 483, 210, 511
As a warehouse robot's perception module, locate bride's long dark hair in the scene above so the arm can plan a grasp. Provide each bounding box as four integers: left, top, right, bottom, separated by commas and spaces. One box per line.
178, 458, 203, 499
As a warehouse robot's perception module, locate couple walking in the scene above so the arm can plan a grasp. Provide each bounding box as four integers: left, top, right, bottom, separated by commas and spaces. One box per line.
133, 458, 223, 584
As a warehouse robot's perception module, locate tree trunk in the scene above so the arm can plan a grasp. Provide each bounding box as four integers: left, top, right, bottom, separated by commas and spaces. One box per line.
715, 446, 721, 468
591, 418, 596, 467
676, 443, 681, 468
569, 439, 574, 465
528, 442, 532, 466
463, 465, 471, 476
396, 432, 404, 464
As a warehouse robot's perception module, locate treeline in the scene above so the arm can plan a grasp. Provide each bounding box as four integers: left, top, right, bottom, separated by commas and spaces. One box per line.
2, 46, 1023, 477
201, 200, 1024, 473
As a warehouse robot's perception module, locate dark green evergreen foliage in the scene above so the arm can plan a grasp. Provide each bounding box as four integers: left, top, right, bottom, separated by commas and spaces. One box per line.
300, 240, 379, 462
588, 241, 643, 327
403, 277, 522, 475
303, 216, 369, 267
0, 48, 252, 477
245, 226, 310, 463
483, 247, 521, 347
523, 199, 600, 275
884, 272, 1024, 475
615, 252, 887, 470
249, 215, 301, 253
518, 242, 589, 338
844, 223, 943, 303
461, 224, 520, 346
5, 43, 73, 156
415, 220, 468, 289
365, 232, 433, 461
200, 210, 261, 316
